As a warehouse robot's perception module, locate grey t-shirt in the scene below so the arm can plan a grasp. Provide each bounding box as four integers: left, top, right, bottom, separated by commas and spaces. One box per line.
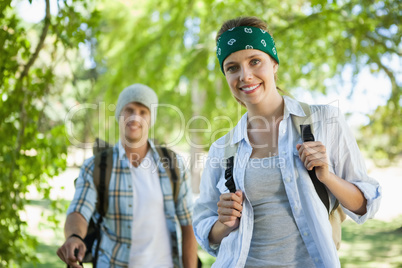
244, 156, 315, 268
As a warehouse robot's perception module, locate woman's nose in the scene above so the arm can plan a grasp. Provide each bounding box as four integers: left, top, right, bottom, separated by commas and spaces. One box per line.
240, 67, 252, 82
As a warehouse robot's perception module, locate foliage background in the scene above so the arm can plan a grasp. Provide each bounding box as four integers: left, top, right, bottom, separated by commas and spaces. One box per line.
0, 0, 401, 266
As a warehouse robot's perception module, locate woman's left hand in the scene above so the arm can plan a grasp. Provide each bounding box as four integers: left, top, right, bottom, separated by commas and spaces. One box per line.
296, 141, 330, 183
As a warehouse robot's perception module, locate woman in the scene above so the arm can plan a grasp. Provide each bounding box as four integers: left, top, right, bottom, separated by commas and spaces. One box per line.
193, 16, 381, 268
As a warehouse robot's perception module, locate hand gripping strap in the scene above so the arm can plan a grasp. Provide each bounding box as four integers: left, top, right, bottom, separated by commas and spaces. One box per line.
291, 101, 330, 213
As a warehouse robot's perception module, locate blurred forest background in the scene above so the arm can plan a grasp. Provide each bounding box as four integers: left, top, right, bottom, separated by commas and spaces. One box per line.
0, 0, 401, 267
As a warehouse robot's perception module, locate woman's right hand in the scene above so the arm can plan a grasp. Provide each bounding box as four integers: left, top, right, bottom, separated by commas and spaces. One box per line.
208, 190, 244, 245
217, 190, 243, 230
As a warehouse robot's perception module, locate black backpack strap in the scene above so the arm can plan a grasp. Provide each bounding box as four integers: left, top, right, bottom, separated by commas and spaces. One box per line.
93, 148, 113, 216
300, 124, 330, 213
92, 216, 103, 268
157, 146, 180, 203
223, 130, 238, 193
91, 147, 113, 268
161, 147, 178, 185
98, 150, 107, 216
224, 156, 236, 193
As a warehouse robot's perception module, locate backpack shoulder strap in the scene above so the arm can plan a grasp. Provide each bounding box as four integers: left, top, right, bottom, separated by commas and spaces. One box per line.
93, 146, 114, 217
291, 101, 314, 137
291, 101, 331, 214
94, 137, 111, 155
155, 144, 181, 203
223, 130, 239, 193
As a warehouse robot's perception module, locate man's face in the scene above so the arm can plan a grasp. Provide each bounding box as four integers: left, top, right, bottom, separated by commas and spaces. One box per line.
119, 102, 151, 147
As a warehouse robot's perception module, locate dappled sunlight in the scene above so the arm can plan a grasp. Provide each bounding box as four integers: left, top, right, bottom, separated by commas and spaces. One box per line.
2, 0, 401, 266
339, 217, 402, 267
21, 163, 402, 267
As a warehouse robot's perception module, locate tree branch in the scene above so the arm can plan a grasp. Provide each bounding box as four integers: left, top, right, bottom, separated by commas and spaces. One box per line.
376, 60, 400, 107
18, 0, 51, 82
275, 3, 353, 35
366, 33, 402, 57
9, 0, 51, 182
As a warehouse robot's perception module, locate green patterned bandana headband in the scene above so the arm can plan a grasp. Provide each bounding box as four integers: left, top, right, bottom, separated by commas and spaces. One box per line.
216, 26, 279, 74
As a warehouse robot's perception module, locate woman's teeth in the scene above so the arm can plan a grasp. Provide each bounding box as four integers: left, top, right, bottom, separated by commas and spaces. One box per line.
242, 84, 259, 91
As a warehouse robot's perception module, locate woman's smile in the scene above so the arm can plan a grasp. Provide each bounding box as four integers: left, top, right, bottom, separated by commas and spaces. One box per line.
239, 83, 261, 94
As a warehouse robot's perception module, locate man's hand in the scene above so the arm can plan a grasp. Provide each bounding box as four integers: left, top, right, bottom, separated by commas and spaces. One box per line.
58, 212, 88, 267
57, 236, 86, 268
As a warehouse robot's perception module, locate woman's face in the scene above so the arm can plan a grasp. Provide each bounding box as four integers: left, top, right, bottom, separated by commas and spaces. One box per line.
223, 49, 278, 108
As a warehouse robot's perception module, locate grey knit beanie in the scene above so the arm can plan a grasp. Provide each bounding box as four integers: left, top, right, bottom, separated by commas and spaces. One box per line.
115, 83, 158, 126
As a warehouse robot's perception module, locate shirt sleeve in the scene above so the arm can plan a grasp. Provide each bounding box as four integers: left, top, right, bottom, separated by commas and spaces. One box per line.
175, 154, 194, 226
323, 105, 382, 223
66, 157, 98, 223
192, 139, 225, 257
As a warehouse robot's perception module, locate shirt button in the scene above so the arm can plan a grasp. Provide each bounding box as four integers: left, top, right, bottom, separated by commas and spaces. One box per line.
286, 177, 291, 182
128, 204, 132, 207
128, 225, 131, 229
303, 232, 309, 236
128, 185, 132, 188
314, 258, 319, 262
282, 129, 286, 134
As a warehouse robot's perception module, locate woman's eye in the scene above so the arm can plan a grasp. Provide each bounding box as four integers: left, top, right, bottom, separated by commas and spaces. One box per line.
250, 59, 260, 65
226, 66, 237, 72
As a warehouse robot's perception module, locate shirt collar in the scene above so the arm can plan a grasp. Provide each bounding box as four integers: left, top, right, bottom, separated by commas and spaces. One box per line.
231, 112, 249, 145
283, 95, 306, 118
118, 139, 158, 161
230, 96, 305, 145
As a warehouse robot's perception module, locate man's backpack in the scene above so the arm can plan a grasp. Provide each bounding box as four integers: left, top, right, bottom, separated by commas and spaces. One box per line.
79, 138, 183, 267
223, 101, 346, 250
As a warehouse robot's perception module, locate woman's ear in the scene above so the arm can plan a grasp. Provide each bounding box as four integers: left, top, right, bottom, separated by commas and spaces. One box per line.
273, 62, 279, 74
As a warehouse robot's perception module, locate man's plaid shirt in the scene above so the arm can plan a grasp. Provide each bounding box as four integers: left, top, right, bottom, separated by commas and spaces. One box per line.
67, 140, 193, 267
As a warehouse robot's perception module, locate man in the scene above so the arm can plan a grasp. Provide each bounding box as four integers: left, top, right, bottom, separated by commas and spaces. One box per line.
57, 84, 198, 267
